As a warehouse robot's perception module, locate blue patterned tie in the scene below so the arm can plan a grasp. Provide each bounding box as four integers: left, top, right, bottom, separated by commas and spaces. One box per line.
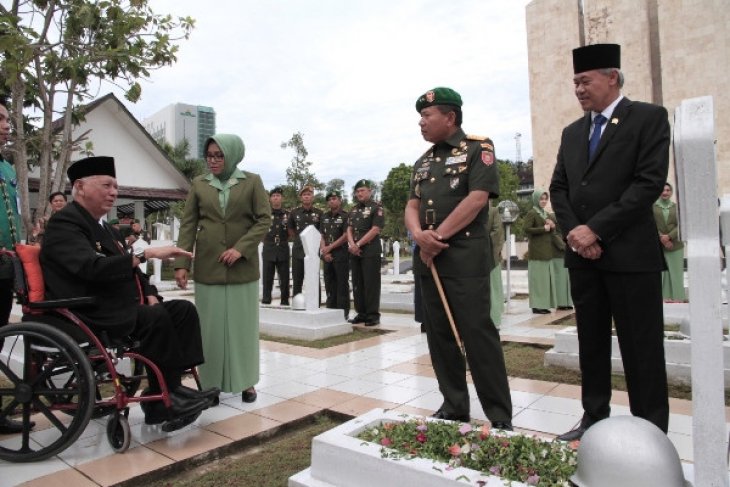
588, 114, 607, 159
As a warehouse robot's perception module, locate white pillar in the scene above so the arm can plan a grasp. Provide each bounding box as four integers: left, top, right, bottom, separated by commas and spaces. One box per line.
392, 241, 401, 276
300, 226, 321, 311
675, 95, 728, 486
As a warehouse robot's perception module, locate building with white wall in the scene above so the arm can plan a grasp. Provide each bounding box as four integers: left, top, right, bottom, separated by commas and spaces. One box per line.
142, 102, 216, 160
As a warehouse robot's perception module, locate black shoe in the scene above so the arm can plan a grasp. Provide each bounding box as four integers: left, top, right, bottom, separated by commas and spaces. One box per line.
364, 320, 380, 327
491, 421, 513, 431
174, 385, 221, 407
532, 308, 550, 314
432, 409, 470, 422
280, 300, 290, 306
143, 391, 210, 425
0, 416, 36, 434
162, 410, 203, 433
556, 425, 588, 441
261, 300, 272, 305
242, 388, 257, 403
348, 316, 366, 324
557, 306, 574, 310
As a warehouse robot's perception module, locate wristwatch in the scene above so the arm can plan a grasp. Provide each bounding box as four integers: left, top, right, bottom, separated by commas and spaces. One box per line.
134, 247, 146, 263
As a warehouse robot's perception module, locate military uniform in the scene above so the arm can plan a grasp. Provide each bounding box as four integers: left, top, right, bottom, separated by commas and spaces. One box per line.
262, 207, 290, 305
320, 207, 350, 317
348, 190, 384, 324
287, 205, 323, 296
411, 122, 512, 424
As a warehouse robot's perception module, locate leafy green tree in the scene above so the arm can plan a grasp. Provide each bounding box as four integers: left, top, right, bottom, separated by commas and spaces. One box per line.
158, 138, 206, 181
380, 163, 411, 242
325, 178, 348, 205
281, 131, 323, 208
0, 0, 194, 232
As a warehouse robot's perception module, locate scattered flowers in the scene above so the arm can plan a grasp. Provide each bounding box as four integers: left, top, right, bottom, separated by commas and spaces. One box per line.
358, 418, 578, 486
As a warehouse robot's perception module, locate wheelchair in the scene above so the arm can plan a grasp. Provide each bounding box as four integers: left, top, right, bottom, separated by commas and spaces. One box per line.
0, 245, 206, 463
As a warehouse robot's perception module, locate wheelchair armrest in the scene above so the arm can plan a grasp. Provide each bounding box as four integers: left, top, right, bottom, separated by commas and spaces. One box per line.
27, 296, 97, 310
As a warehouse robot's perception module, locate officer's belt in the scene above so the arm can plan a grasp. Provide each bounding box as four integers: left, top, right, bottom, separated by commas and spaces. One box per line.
265, 235, 283, 245
420, 220, 486, 241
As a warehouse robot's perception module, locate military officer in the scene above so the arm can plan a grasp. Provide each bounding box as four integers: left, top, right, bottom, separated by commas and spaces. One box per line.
287, 185, 323, 296
261, 186, 290, 306
320, 190, 350, 319
347, 179, 384, 326
404, 87, 513, 430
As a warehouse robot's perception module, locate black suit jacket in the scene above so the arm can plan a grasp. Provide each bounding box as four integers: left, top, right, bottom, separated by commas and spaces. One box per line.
40, 201, 154, 335
549, 97, 670, 272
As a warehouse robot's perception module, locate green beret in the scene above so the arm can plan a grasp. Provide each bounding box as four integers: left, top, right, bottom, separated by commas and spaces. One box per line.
270, 186, 284, 196
354, 179, 372, 190
415, 87, 463, 113
326, 190, 342, 200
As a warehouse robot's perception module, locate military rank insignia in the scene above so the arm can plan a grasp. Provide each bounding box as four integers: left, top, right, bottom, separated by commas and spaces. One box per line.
482, 150, 494, 166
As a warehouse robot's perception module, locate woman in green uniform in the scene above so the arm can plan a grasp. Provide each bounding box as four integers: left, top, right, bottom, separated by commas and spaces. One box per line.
653, 182, 685, 302
524, 189, 562, 314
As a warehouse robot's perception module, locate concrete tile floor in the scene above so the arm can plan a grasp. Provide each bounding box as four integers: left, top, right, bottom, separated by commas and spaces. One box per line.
1, 299, 726, 486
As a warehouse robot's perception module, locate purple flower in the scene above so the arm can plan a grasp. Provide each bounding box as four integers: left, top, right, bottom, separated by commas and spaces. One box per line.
416, 424, 428, 432
527, 474, 540, 485
458, 423, 472, 435
489, 466, 501, 476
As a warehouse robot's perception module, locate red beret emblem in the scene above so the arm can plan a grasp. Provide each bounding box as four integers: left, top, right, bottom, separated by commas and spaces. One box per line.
425, 91, 435, 103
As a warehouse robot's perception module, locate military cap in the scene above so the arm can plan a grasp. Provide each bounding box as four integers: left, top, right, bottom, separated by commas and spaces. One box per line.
415, 87, 463, 113
299, 185, 314, 195
67, 156, 116, 184
325, 190, 342, 200
270, 186, 284, 196
572, 43, 621, 74
354, 179, 373, 190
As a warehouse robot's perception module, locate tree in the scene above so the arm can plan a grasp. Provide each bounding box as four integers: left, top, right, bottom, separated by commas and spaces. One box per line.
325, 177, 348, 205
0, 0, 194, 233
380, 163, 411, 242
158, 138, 205, 181
280, 131, 322, 208
495, 159, 520, 205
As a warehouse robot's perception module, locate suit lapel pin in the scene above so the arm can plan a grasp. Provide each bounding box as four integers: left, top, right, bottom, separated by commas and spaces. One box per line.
611, 118, 619, 125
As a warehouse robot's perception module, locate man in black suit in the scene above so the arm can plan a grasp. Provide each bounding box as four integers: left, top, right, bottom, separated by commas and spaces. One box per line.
550, 44, 670, 441
41, 156, 218, 431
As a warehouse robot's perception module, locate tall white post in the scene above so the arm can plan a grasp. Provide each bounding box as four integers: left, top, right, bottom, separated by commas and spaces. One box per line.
392, 241, 401, 276
674, 96, 728, 486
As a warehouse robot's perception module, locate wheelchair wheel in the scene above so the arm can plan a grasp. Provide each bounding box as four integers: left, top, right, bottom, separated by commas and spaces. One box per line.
106, 411, 130, 453
0, 322, 95, 462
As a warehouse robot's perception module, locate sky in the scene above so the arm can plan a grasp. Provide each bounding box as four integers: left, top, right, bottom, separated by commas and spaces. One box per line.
114, 0, 534, 193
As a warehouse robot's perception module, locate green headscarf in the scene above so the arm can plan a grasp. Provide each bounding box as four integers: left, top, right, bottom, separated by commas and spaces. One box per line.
205, 133, 245, 182
531, 189, 548, 219
655, 186, 675, 222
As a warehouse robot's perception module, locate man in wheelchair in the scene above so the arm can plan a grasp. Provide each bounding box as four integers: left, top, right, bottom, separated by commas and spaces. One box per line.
39, 156, 220, 430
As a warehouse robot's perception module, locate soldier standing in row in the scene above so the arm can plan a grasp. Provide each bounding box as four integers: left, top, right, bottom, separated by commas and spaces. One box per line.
261, 186, 290, 306
347, 179, 384, 326
404, 87, 512, 429
287, 185, 322, 296
320, 190, 350, 319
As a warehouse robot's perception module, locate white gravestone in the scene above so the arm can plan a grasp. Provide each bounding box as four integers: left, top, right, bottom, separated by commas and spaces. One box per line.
300, 225, 321, 311
391, 241, 400, 276
674, 95, 728, 486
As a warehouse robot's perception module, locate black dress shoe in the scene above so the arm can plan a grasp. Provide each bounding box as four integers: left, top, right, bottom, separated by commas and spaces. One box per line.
242, 388, 257, 403
280, 300, 290, 306
363, 320, 380, 327
532, 308, 550, 314
491, 421, 513, 431
432, 409, 470, 422
556, 425, 588, 441
557, 306, 574, 310
142, 391, 210, 425
174, 385, 221, 407
348, 316, 366, 324
261, 300, 272, 305
0, 416, 36, 434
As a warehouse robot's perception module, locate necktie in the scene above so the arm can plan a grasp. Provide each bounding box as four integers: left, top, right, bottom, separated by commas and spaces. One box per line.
588, 114, 607, 159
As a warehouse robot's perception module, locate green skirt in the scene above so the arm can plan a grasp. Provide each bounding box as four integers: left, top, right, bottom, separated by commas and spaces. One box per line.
195, 281, 260, 392
528, 259, 556, 309
489, 264, 504, 327
550, 257, 573, 307
662, 248, 686, 301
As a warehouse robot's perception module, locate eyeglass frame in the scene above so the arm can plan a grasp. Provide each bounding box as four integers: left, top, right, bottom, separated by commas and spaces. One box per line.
205, 152, 225, 161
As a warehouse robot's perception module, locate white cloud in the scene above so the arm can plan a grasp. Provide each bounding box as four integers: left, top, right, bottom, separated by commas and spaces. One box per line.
117, 0, 533, 192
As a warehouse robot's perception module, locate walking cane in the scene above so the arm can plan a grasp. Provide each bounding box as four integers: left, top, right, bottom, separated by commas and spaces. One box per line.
430, 262, 467, 362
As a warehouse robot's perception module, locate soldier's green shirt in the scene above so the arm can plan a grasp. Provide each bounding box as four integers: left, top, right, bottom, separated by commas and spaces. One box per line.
287, 205, 323, 249
409, 128, 499, 233
321, 209, 348, 247
264, 208, 289, 244
348, 199, 384, 258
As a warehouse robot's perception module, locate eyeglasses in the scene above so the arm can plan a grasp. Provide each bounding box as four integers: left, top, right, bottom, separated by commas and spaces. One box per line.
205, 152, 225, 161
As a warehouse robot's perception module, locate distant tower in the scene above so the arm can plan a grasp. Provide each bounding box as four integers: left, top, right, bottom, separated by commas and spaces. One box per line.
143, 103, 216, 160
514, 132, 522, 164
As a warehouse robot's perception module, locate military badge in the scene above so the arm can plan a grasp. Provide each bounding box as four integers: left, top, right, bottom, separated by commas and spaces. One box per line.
426, 90, 435, 102
457, 164, 468, 174
480, 142, 494, 151
611, 118, 619, 125
95, 242, 102, 252
415, 183, 421, 197
450, 177, 459, 189
363, 208, 371, 217
481, 150, 494, 166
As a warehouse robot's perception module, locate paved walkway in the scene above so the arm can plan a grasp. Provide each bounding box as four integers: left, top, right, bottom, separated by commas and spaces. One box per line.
0, 292, 725, 486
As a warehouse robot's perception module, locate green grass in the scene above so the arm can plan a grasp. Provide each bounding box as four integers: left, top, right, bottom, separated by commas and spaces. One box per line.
146, 415, 342, 487
260, 327, 391, 349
